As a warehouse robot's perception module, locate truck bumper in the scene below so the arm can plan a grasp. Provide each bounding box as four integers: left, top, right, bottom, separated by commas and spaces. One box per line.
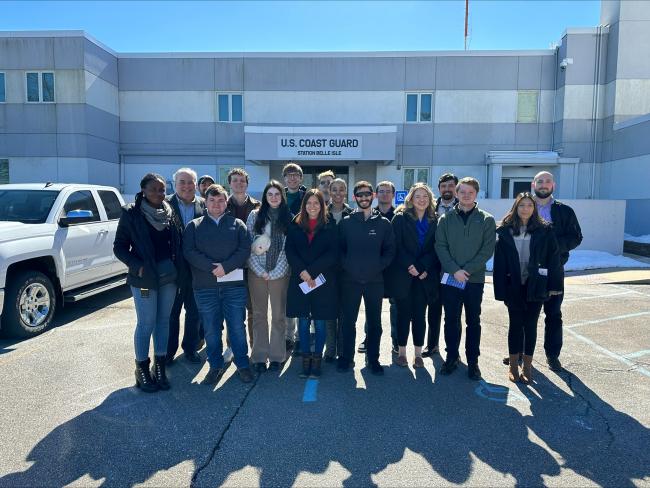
0, 289, 4, 316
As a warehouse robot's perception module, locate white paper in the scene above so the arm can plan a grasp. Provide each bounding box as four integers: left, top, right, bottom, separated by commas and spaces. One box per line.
299, 273, 326, 294
216, 268, 244, 282
538, 268, 548, 276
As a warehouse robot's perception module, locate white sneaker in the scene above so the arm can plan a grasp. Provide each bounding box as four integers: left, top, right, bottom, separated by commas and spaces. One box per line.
223, 347, 234, 364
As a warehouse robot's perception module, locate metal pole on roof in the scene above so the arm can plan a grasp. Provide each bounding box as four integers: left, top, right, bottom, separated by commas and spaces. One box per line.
464, 0, 469, 50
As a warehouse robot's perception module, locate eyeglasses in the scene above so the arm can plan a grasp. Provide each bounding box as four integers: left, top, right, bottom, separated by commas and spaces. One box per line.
285, 173, 301, 178
377, 190, 393, 195
355, 191, 373, 198
319, 180, 331, 186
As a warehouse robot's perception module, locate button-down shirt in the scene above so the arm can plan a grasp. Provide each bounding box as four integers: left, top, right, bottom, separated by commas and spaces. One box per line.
177, 196, 197, 227
208, 213, 225, 226
537, 197, 554, 223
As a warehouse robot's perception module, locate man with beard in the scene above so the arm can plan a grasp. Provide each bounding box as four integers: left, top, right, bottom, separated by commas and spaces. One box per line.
423, 173, 459, 358
338, 181, 396, 375
520, 171, 582, 372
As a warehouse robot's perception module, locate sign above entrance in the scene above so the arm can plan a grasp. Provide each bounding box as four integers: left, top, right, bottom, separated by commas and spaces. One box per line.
277, 136, 362, 160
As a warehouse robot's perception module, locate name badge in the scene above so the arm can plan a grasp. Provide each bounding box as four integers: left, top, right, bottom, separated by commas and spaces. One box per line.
539, 268, 548, 276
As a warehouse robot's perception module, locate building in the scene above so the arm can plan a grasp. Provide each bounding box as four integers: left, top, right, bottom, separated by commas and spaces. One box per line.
0, 0, 649, 233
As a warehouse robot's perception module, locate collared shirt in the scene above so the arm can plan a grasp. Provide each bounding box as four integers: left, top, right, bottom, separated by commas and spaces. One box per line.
177, 196, 197, 227
537, 197, 554, 223
376, 205, 395, 222
208, 213, 225, 226
437, 199, 456, 218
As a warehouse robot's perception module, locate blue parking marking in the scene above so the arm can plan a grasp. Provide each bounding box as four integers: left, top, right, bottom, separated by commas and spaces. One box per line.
302, 379, 319, 402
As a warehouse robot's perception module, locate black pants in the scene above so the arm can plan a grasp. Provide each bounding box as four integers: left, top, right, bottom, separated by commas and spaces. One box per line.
395, 279, 427, 347
340, 281, 383, 363
426, 296, 442, 350
441, 282, 484, 365
167, 283, 201, 357
507, 285, 543, 356
543, 292, 564, 359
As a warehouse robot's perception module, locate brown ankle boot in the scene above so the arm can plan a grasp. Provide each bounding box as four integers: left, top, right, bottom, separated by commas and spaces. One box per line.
521, 355, 534, 384
299, 353, 312, 379
508, 354, 520, 382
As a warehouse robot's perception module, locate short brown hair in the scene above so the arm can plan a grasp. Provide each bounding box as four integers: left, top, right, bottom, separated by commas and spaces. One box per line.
227, 168, 249, 184
318, 170, 336, 180
375, 180, 395, 193
457, 177, 480, 193
205, 184, 228, 199
282, 162, 303, 177
353, 180, 374, 195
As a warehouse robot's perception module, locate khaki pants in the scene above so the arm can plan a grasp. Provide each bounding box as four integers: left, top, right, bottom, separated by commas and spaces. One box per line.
248, 273, 289, 363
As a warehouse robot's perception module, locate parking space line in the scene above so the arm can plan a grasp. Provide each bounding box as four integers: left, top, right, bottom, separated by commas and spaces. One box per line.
565, 328, 650, 378
608, 283, 650, 297
302, 379, 318, 402
564, 291, 633, 302
624, 349, 650, 360
566, 311, 650, 329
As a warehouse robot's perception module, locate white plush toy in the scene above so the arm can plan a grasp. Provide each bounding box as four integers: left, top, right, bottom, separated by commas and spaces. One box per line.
251, 222, 271, 255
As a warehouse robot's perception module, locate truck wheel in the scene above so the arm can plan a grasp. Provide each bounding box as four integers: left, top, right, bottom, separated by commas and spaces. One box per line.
2, 271, 57, 338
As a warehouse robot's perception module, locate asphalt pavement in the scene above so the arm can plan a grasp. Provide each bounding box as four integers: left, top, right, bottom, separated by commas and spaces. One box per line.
0, 269, 649, 487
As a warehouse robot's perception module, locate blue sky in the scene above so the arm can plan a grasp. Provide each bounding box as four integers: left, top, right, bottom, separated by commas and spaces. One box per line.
3, 1, 601, 52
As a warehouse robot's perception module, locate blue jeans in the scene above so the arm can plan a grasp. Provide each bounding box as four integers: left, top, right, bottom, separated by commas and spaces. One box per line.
299, 317, 326, 355
194, 286, 249, 369
131, 283, 177, 361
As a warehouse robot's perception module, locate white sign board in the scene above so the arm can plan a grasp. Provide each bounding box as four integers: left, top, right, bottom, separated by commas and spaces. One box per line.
277, 136, 362, 159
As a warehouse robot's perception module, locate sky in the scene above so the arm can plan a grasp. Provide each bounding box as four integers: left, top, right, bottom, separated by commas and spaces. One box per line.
2, 1, 602, 53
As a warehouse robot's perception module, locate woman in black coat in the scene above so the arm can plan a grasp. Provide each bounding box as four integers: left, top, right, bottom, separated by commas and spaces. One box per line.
493, 192, 562, 384
285, 189, 339, 379
385, 183, 440, 369
113, 173, 183, 393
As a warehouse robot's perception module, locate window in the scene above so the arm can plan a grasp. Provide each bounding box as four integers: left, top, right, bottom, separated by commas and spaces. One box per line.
0, 159, 8, 183
217, 93, 243, 122
25, 72, 55, 103
406, 93, 433, 122
403, 167, 430, 189
98, 190, 123, 220
0, 73, 5, 103
217, 167, 231, 192
0, 189, 59, 224
62, 191, 100, 223
517, 90, 538, 123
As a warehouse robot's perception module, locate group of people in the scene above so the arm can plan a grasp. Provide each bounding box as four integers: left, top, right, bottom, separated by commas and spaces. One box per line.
113, 163, 582, 393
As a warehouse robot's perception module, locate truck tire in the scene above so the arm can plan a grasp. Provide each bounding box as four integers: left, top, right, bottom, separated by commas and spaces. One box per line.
1, 271, 57, 338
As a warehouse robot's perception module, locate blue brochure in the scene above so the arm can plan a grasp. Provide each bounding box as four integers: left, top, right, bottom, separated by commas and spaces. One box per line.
441, 272, 467, 290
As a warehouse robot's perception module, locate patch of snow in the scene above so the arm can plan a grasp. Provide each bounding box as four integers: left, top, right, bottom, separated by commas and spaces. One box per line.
486, 250, 650, 272
624, 233, 650, 244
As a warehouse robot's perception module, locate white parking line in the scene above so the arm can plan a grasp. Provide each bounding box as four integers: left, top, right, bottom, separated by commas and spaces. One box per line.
565, 328, 650, 378
624, 349, 650, 360
564, 291, 633, 302
566, 311, 650, 329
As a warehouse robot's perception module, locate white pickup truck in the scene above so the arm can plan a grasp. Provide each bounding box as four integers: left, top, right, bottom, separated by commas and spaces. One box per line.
0, 183, 128, 338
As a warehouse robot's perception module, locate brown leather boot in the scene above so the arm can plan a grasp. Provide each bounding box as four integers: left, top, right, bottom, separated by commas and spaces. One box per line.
508, 354, 520, 383
521, 355, 534, 384
299, 353, 312, 379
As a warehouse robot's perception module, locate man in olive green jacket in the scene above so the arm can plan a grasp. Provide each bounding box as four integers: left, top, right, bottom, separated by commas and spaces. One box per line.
434, 177, 496, 380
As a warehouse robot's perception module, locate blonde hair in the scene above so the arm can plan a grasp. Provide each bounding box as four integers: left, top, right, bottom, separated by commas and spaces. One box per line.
396, 183, 436, 219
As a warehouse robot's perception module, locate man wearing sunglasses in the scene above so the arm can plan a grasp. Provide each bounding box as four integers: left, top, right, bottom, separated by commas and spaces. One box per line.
337, 181, 396, 375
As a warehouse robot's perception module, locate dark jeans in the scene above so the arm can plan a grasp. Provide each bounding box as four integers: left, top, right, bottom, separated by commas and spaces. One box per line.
543, 292, 564, 359
167, 283, 201, 358
441, 282, 485, 365
395, 279, 428, 347
363, 298, 397, 346
194, 286, 249, 370
340, 281, 383, 363
299, 317, 327, 355
507, 285, 544, 356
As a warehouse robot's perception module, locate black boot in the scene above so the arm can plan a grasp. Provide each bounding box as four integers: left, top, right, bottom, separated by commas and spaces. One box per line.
310, 354, 322, 379
134, 359, 158, 393
299, 353, 312, 379
152, 355, 170, 390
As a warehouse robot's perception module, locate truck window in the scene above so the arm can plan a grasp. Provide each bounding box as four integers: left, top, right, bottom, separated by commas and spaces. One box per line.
98, 190, 123, 220
62, 191, 100, 223
0, 190, 59, 223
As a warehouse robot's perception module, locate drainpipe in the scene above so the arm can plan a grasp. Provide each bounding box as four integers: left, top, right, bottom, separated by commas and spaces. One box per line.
590, 25, 604, 199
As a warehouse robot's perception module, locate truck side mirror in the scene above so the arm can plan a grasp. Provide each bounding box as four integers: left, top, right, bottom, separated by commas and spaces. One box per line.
59, 209, 94, 227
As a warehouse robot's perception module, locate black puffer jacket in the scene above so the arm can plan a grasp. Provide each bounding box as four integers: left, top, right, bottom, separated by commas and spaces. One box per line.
113, 194, 183, 289
493, 224, 562, 305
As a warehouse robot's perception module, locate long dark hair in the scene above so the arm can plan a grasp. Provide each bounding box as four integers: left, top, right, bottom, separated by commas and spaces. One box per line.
253, 180, 290, 235
295, 189, 329, 232
500, 192, 547, 235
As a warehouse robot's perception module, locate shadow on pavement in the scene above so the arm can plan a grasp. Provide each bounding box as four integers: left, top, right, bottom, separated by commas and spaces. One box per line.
1, 356, 648, 487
